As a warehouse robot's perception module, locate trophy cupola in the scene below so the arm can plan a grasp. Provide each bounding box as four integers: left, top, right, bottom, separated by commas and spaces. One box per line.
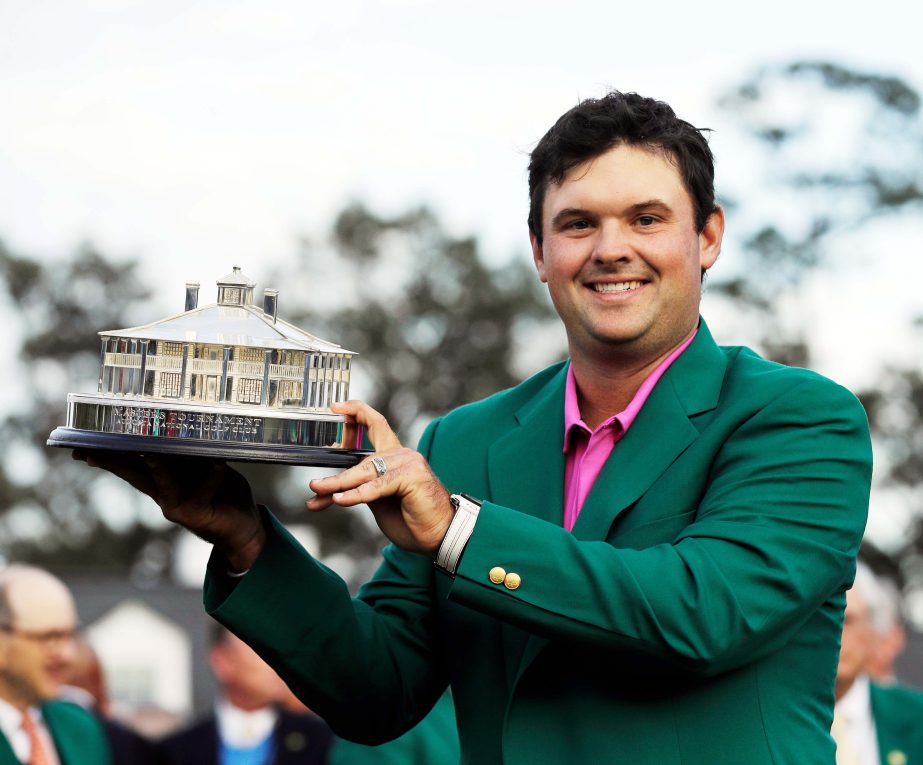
216, 266, 256, 306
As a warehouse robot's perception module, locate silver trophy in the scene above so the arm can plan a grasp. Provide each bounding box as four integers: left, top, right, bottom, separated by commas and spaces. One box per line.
47, 267, 370, 466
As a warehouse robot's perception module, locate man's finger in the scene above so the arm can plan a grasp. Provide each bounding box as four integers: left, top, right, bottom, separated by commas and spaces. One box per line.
331, 400, 402, 452
76, 449, 159, 498
309, 449, 407, 499
145, 456, 227, 512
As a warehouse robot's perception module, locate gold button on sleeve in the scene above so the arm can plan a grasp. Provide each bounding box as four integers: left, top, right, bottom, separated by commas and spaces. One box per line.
488, 566, 506, 584
504, 572, 521, 590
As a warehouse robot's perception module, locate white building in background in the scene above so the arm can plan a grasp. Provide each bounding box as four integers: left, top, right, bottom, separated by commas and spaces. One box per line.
85, 599, 192, 735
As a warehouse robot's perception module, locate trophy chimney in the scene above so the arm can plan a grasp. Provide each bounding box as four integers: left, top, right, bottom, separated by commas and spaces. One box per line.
185, 283, 200, 311
263, 288, 279, 324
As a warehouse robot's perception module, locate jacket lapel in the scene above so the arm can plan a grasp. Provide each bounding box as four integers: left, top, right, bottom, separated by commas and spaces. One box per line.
511, 320, 727, 685
870, 683, 913, 765
573, 320, 726, 541
0, 733, 17, 765
486, 362, 567, 525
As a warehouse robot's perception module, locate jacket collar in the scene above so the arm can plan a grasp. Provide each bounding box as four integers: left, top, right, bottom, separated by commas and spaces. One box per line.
487, 318, 726, 537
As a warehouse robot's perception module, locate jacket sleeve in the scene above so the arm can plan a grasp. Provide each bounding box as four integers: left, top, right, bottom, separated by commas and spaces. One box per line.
202, 421, 449, 745
447, 376, 872, 676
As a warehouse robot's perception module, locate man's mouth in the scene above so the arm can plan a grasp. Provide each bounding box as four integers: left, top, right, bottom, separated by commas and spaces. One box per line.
592, 280, 644, 293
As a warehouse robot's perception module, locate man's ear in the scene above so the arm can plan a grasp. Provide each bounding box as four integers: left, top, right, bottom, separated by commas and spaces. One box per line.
208, 646, 230, 683
698, 206, 725, 273
530, 230, 548, 283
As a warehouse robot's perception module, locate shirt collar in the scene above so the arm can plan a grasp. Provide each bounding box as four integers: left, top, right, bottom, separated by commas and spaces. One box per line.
0, 698, 45, 747
215, 699, 278, 749
0, 697, 23, 734
563, 329, 698, 452
837, 675, 873, 723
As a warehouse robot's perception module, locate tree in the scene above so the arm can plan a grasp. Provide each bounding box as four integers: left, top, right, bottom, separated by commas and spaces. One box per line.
713, 61, 923, 618
0, 242, 173, 573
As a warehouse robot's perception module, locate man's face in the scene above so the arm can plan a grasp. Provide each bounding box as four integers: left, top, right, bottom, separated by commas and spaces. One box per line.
210, 632, 288, 711
836, 586, 876, 690
531, 144, 723, 364
0, 578, 79, 710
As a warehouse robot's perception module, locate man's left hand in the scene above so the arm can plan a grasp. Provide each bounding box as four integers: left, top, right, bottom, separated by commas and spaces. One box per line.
306, 401, 454, 556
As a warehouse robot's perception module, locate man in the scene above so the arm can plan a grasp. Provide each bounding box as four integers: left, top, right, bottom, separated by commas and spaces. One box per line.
833, 563, 923, 765
0, 565, 111, 765
864, 575, 906, 685
80, 91, 873, 764
59, 638, 158, 765
157, 622, 331, 765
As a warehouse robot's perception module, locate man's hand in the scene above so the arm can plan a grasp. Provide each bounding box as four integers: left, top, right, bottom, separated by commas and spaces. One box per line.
73, 450, 266, 572
307, 401, 454, 556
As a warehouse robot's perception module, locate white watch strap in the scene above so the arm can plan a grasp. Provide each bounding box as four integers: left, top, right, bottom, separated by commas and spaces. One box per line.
435, 494, 481, 575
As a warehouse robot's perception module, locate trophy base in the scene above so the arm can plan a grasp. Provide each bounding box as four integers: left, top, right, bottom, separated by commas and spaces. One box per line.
48, 427, 371, 467
47, 394, 371, 467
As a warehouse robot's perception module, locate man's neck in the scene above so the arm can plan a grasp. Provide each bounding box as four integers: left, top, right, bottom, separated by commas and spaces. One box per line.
570, 330, 696, 429
835, 674, 865, 703
0, 685, 32, 714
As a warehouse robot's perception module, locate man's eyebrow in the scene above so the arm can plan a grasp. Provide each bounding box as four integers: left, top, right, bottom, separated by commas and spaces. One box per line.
549, 208, 593, 228
628, 199, 674, 215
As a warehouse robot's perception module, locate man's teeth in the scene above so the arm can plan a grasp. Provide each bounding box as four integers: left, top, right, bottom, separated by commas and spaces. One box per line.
594, 281, 643, 293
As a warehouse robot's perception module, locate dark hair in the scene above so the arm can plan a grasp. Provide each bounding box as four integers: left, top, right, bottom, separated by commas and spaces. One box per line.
527, 91, 717, 242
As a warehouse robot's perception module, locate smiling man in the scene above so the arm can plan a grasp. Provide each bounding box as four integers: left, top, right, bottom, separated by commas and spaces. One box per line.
82, 91, 873, 765
0, 565, 111, 765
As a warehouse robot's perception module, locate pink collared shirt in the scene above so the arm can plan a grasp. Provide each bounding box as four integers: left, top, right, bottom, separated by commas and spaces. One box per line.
562, 331, 697, 531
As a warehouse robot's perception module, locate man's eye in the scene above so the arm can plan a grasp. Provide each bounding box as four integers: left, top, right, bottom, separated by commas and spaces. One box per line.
569, 220, 591, 230
637, 215, 656, 226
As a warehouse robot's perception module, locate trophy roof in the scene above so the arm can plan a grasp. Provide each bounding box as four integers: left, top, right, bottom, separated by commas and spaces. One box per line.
100, 303, 354, 354
216, 267, 256, 287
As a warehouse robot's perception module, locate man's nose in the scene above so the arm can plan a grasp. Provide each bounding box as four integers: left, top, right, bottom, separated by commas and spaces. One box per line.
591, 221, 635, 263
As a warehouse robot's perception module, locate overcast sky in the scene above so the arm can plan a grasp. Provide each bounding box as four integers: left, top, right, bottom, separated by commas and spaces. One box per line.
3, 0, 922, 373
3, 0, 922, 284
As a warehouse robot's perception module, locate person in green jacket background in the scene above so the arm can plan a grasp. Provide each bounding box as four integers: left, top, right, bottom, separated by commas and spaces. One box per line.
0, 565, 111, 765
82, 90, 873, 764
833, 562, 923, 765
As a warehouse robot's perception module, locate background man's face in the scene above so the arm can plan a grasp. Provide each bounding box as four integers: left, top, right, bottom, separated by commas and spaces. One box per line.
836, 585, 876, 691
0, 576, 79, 710
210, 631, 289, 711
530, 144, 722, 364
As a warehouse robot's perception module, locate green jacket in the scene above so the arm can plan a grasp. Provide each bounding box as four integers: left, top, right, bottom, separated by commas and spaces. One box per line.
0, 701, 111, 765
871, 682, 923, 765
207, 320, 872, 765
330, 689, 459, 765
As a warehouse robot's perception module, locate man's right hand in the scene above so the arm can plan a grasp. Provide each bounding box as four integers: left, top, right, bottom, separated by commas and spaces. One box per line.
73, 450, 266, 573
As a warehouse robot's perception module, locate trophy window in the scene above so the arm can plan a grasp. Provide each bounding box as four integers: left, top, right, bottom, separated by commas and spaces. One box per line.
159, 372, 182, 398
238, 378, 262, 405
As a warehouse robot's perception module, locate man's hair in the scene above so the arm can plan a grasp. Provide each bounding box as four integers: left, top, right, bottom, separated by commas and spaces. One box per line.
852, 561, 902, 633
527, 91, 718, 243
0, 579, 11, 628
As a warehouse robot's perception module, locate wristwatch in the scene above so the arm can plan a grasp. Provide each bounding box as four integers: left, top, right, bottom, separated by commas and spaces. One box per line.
434, 493, 483, 576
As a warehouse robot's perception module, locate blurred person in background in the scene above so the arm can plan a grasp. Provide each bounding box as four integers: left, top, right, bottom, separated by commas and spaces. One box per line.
157, 621, 330, 765
862, 575, 907, 686
833, 561, 923, 765
59, 637, 158, 765
0, 564, 111, 765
